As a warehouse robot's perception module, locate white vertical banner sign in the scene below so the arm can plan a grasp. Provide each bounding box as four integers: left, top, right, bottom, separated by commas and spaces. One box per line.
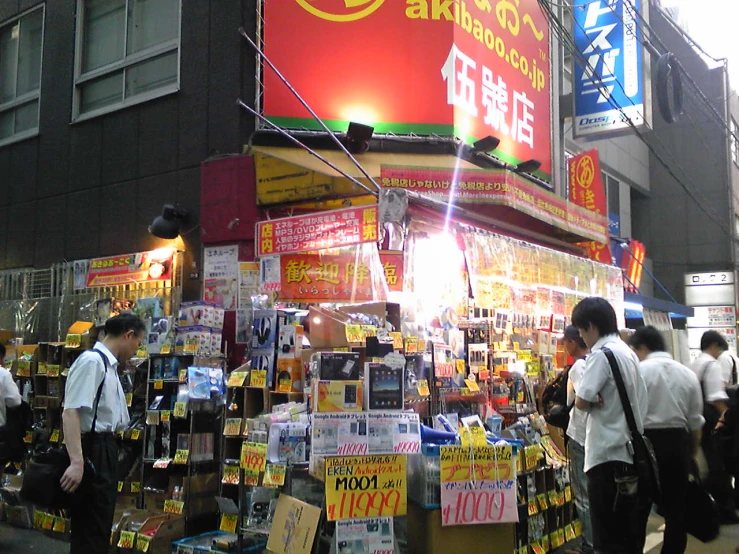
203, 245, 239, 310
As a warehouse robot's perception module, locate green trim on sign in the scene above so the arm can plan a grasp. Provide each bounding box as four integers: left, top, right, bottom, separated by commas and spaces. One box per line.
263, 116, 552, 182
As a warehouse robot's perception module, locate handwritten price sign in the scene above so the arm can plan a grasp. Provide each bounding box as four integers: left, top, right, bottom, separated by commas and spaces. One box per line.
250, 369, 267, 388
240, 442, 267, 472
439, 445, 518, 526
325, 455, 407, 521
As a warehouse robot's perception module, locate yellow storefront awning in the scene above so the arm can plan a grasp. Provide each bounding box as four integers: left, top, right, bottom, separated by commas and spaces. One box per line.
249, 145, 481, 206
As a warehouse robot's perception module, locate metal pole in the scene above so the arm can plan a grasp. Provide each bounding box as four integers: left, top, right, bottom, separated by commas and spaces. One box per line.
239, 27, 381, 191
237, 100, 379, 198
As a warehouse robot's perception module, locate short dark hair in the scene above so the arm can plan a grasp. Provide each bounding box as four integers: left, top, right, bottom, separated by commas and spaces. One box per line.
628, 326, 666, 353
104, 313, 147, 338
0, 343, 6, 359
701, 330, 729, 352
563, 325, 587, 350
571, 297, 619, 338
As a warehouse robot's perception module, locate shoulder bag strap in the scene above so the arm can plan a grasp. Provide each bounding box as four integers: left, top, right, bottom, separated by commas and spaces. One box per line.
732, 356, 737, 386
90, 349, 109, 434
602, 347, 639, 441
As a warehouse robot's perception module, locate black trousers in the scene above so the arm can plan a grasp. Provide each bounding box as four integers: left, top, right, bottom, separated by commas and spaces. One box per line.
702, 422, 734, 512
69, 433, 119, 554
645, 428, 691, 554
586, 461, 651, 554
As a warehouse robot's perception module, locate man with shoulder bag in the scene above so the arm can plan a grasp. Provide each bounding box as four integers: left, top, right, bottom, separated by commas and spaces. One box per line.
629, 326, 706, 553
572, 298, 651, 554
62, 314, 146, 554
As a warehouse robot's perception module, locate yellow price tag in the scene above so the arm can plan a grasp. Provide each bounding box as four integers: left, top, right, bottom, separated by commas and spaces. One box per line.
50, 429, 60, 443
345, 324, 363, 343
48, 365, 60, 377
117, 481, 124, 493
455, 359, 466, 374
118, 530, 136, 549
574, 519, 582, 537
126, 393, 133, 407
33, 510, 44, 530
564, 485, 572, 503
460, 426, 487, 447
565, 523, 576, 542
360, 325, 377, 338
42, 513, 54, 531
263, 463, 287, 487
173, 402, 187, 419
541, 535, 550, 553
464, 379, 480, 392
405, 337, 418, 353
136, 534, 152, 553
531, 541, 545, 554
528, 500, 539, 515
537, 493, 548, 510
160, 344, 172, 355
390, 332, 403, 350
24, 431, 33, 444
179, 368, 188, 383
222, 465, 240, 485
160, 411, 171, 422
418, 339, 426, 351
154, 379, 164, 390
416, 379, 430, 397
131, 429, 141, 441
227, 371, 247, 387
250, 369, 267, 388
219, 513, 238, 533
174, 449, 189, 464
37, 362, 47, 375
163, 500, 184, 515
53, 517, 66, 533
131, 482, 141, 493
65, 334, 81, 348
136, 345, 148, 359
224, 418, 243, 436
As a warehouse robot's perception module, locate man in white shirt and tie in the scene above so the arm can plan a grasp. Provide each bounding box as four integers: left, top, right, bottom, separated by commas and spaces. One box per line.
61, 314, 146, 554
629, 326, 704, 554
572, 297, 650, 554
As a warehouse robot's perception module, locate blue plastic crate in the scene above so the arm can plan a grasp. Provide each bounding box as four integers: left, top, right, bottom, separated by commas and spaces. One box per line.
172, 531, 266, 554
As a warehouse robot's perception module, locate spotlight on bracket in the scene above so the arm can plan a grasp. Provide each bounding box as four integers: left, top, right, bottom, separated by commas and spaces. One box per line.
472, 135, 501, 152
515, 159, 542, 174
149, 204, 188, 239
345, 122, 374, 154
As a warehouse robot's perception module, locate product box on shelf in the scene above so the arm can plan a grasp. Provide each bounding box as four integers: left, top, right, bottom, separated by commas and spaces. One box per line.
147, 317, 175, 355
365, 362, 404, 411
275, 358, 303, 393
277, 324, 303, 359
178, 301, 214, 328
175, 326, 213, 356
252, 309, 278, 350
314, 380, 364, 412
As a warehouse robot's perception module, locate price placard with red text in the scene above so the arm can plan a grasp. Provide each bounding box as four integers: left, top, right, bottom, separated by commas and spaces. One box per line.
440, 445, 518, 526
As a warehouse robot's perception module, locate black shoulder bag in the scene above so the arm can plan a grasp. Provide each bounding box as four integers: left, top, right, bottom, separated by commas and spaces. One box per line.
20, 349, 108, 508
602, 348, 662, 504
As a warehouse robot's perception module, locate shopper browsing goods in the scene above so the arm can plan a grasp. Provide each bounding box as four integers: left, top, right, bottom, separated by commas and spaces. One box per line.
61, 314, 146, 554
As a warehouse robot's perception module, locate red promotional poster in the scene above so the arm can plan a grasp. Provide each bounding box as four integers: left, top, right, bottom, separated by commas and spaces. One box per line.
256, 205, 379, 257
262, 0, 552, 180
86, 249, 174, 287
568, 150, 612, 263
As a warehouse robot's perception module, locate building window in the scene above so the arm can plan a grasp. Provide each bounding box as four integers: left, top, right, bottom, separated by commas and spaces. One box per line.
73, 0, 180, 121
732, 118, 738, 168
0, 7, 44, 147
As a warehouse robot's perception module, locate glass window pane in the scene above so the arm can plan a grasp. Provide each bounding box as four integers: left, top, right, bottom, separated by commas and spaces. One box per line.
0, 110, 13, 140
16, 10, 43, 97
0, 22, 19, 104
80, 71, 123, 113
14, 100, 38, 133
125, 51, 177, 97
82, 0, 125, 73
608, 176, 620, 215
127, 0, 179, 55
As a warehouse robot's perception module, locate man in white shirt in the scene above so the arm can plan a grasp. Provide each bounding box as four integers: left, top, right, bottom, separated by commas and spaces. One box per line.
563, 325, 593, 554
62, 314, 146, 554
0, 343, 22, 427
629, 326, 704, 554
572, 297, 649, 554
718, 349, 738, 387
691, 330, 735, 522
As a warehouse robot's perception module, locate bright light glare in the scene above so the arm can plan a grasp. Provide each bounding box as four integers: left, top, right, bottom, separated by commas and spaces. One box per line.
149, 247, 176, 261
341, 106, 377, 127
624, 301, 644, 313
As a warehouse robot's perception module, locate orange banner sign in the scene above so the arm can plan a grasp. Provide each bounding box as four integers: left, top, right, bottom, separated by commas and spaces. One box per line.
256, 205, 379, 257
568, 150, 612, 263
86, 249, 175, 287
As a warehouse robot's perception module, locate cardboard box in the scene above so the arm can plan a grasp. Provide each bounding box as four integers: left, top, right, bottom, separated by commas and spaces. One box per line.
307, 307, 357, 349
406, 503, 514, 554
339, 302, 401, 331
135, 513, 186, 554
266, 494, 322, 554
314, 380, 363, 412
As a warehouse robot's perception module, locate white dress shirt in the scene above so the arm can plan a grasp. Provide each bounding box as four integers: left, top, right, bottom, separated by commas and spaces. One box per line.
691, 352, 729, 404
64, 342, 130, 433
717, 350, 738, 386
566, 357, 588, 446
639, 352, 704, 431
577, 334, 648, 473
0, 366, 22, 427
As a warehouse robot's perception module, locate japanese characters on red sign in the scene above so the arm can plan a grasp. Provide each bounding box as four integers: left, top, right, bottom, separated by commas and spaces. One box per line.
379, 251, 403, 293
86, 250, 174, 288
278, 251, 393, 303
622, 240, 646, 293
256, 206, 379, 258
263, 0, 552, 179
380, 166, 608, 244
568, 150, 612, 263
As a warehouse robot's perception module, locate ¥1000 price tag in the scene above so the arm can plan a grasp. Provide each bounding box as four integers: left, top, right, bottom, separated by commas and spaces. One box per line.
250, 369, 267, 388
164, 500, 184, 515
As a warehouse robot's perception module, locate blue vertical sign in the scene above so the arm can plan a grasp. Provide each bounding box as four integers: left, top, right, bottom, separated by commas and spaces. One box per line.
572, 0, 648, 138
